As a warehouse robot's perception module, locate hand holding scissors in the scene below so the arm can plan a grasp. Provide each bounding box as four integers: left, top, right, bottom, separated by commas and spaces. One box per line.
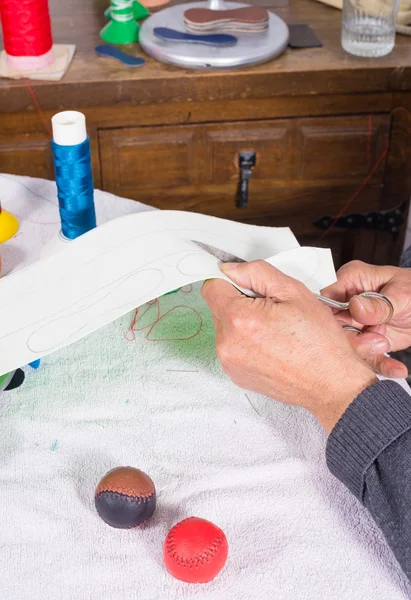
193, 242, 408, 378
315, 292, 394, 333
322, 261, 411, 378
192, 241, 395, 335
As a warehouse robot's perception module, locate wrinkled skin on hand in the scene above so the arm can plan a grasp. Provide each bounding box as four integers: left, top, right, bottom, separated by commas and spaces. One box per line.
202, 260, 376, 432
322, 261, 411, 379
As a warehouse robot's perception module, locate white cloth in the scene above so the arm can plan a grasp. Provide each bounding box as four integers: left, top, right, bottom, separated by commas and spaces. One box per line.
0, 174, 410, 600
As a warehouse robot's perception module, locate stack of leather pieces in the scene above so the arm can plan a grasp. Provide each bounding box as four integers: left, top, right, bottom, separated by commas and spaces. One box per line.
184, 7, 269, 33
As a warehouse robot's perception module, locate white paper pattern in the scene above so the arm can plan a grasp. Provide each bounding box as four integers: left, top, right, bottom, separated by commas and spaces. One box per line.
0, 210, 336, 375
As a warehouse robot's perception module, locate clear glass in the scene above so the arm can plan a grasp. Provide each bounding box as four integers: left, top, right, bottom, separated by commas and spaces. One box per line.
342, 0, 400, 57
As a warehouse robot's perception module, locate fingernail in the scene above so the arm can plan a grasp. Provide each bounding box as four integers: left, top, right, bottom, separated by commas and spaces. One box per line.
390, 366, 408, 379
371, 339, 390, 354
221, 262, 240, 274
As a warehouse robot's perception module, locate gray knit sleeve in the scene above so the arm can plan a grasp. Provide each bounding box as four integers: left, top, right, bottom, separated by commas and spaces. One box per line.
326, 380, 411, 579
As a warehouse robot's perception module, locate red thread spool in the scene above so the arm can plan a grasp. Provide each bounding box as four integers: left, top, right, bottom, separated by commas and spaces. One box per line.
0, 0, 54, 70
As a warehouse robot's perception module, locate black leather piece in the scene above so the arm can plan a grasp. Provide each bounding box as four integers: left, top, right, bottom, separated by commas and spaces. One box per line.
95, 490, 156, 528
4, 369, 25, 391
288, 24, 322, 48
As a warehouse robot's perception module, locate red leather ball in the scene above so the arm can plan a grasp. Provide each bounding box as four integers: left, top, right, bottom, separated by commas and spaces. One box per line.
163, 517, 228, 583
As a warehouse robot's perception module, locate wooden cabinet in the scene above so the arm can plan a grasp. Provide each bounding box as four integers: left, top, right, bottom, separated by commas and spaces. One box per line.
99, 115, 390, 209
0, 133, 53, 180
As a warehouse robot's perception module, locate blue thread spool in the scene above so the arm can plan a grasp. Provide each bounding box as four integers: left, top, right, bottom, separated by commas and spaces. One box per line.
43, 112, 97, 374
51, 111, 96, 240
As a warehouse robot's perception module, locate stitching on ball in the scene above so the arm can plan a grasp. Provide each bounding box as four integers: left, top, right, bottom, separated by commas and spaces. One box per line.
121, 487, 154, 498
96, 490, 155, 503
165, 522, 225, 568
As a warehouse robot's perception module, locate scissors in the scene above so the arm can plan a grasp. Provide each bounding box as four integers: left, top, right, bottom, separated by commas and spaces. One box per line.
192, 240, 394, 333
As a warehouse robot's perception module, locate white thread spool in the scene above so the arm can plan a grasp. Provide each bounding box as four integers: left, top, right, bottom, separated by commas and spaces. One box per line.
51, 111, 87, 147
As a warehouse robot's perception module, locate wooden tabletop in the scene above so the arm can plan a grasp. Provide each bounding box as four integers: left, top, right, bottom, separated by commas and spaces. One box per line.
1, 0, 411, 110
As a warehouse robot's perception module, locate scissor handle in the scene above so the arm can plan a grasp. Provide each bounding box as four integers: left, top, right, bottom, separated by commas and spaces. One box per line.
358, 292, 394, 322
316, 291, 394, 322
343, 326, 362, 334
314, 294, 348, 310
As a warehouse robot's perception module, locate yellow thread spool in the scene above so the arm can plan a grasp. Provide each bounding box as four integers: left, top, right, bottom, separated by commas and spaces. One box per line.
0, 202, 19, 244
0, 201, 19, 276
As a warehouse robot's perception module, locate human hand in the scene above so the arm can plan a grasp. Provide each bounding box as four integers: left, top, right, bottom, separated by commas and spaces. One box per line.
201, 261, 376, 432
322, 261, 411, 379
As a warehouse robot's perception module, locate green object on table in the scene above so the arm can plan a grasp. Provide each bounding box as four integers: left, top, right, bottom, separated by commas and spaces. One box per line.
104, 1, 150, 23
0, 372, 12, 391
132, 1, 150, 21
100, 0, 140, 44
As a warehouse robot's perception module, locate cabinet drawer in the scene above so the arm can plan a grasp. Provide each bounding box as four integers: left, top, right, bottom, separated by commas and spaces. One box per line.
0, 134, 54, 180
99, 114, 390, 268
99, 115, 389, 197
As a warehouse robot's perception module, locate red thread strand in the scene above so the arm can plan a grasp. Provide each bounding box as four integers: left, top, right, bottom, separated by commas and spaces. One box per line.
126, 296, 203, 343
367, 114, 373, 173
0, 0, 53, 57
315, 144, 388, 243
315, 116, 388, 243
25, 81, 53, 137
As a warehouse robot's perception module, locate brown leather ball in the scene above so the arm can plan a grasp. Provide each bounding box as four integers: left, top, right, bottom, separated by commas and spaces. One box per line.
95, 466, 156, 529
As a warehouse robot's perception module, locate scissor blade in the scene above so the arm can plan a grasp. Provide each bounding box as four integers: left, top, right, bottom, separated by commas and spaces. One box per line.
192, 240, 258, 298
191, 240, 246, 263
